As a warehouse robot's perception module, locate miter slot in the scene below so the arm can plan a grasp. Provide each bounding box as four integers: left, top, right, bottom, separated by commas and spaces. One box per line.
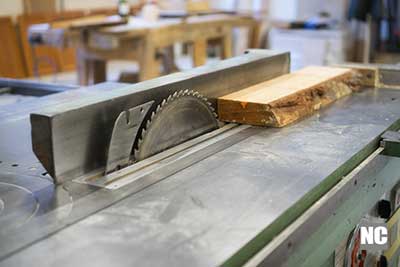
105, 101, 154, 174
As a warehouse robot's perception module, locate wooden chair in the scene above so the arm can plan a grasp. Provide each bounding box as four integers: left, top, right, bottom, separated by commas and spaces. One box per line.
0, 17, 27, 78
18, 12, 84, 77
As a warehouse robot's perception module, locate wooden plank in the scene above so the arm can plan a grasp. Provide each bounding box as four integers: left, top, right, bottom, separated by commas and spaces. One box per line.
218, 66, 360, 127
0, 17, 27, 78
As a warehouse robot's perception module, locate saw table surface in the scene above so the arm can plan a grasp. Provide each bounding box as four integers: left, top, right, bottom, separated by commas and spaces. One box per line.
1, 86, 400, 267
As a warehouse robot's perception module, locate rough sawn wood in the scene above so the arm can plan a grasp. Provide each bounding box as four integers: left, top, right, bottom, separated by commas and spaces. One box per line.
217, 66, 361, 127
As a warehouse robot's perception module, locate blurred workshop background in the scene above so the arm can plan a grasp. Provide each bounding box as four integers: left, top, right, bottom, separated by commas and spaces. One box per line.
0, 0, 398, 86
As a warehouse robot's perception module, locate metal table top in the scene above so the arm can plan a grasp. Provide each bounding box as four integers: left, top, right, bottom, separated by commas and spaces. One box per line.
1, 87, 400, 267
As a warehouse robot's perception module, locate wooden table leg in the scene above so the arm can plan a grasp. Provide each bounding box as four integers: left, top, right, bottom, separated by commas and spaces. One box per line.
161, 46, 179, 74
221, 31, 233, 59
248, 21, 261, 49
139, 38, 160, 81
91, 59, 106, 84
76, 47, 106, 85
76, 48, 90, 86
192, 39, 207, 67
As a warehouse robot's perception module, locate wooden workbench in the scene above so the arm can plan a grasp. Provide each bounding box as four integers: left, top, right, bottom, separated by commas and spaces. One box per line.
39, 14, 258, 85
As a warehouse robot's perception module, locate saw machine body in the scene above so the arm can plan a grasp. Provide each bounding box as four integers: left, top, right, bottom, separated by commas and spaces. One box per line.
2, 50, 400, 267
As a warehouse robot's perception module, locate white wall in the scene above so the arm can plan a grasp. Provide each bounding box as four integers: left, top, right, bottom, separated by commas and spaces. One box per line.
296, 0, 348, 21
268, 0, 348, 22
211, 0, 269, 12
0, 0, 23, 17
269, 0, 298, 21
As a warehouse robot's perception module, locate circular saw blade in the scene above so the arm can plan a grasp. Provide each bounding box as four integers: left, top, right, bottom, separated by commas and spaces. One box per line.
134, 89, 219, 161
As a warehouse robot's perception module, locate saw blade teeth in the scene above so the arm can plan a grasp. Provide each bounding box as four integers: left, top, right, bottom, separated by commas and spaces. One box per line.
136, 137, 143, 149
147, 117, 152, 128
135, 88, 219, 161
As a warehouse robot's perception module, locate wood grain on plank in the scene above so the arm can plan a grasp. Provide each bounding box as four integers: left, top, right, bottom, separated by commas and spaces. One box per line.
218, 66, 360, 127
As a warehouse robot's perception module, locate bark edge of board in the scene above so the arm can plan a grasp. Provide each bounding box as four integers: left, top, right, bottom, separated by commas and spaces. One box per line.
217, 66, 361, 127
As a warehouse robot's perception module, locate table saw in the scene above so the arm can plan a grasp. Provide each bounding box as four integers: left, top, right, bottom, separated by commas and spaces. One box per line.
1, 50, 400, 267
